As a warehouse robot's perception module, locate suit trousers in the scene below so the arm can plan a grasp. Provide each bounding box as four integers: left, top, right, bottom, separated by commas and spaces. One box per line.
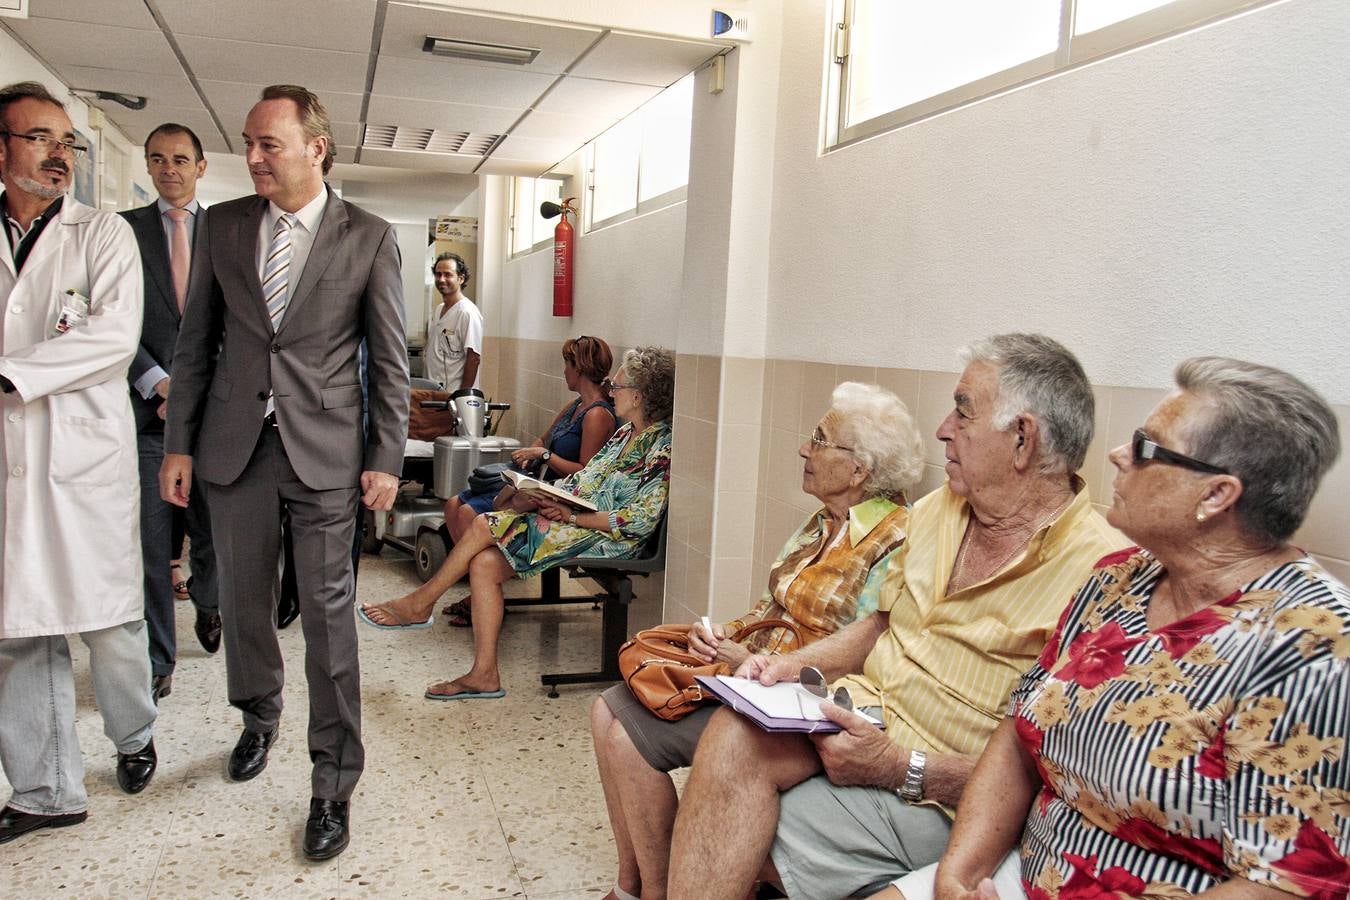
206, 425, 364, 801
0, 621, 156, 814
138, 430, 218, 676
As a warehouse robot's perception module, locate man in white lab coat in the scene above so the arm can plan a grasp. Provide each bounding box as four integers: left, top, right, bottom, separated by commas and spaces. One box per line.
0, 82, 158, 843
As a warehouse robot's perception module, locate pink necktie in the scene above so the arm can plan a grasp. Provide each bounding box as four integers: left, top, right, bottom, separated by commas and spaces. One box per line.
166, 207, 190, 312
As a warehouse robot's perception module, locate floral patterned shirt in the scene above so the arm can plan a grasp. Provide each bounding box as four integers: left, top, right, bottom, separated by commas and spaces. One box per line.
1010, 547, 1350, 899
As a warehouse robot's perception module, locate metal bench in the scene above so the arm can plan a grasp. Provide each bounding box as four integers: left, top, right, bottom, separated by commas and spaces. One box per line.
505, 513, 668, 697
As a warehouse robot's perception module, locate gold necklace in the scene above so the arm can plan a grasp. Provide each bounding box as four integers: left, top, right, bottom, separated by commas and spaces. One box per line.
951, 493, 1074, 590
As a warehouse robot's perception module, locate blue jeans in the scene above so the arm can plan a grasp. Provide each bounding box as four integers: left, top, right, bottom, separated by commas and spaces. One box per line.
0, 621, 156, 814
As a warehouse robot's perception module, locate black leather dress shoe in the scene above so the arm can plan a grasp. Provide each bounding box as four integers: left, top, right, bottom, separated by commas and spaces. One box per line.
0, 805, 87, 844
276, 596, 299, 630
227, 727, 277, 782
117, 738, 157, 794
195, 609, 222, 654
302, 798, 350, 860
151, 674, 172, 703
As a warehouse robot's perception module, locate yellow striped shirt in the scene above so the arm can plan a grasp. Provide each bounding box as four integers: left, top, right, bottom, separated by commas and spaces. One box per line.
840, 480, 1123, 762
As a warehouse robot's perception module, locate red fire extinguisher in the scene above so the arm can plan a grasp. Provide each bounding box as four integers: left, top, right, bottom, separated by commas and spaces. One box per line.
541, 198, 576, 317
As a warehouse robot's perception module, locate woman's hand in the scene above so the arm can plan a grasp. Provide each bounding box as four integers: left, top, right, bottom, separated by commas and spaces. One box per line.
512, 446, 545, 467
688, 620, 723, 663
534, 498, 569, 521
503, 486, 539, 513
715, 639, 751, 669
935, 876, 1001, 900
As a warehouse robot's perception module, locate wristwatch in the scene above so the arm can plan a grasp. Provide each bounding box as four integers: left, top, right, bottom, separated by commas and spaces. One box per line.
540, 449, 552, 463
568, 512, 577, 525
897, 749, 927, 803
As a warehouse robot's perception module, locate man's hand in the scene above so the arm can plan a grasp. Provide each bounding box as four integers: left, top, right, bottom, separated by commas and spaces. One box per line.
360, 470, 399, 510
810, 702, 904, 788
153, 376, 171, 399
156, 400, 168, 420
160, 453, 193, 507
735, 653, 799, 684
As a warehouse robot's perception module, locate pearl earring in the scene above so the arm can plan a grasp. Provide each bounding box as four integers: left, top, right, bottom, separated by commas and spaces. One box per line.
1195, 511, 1206, 523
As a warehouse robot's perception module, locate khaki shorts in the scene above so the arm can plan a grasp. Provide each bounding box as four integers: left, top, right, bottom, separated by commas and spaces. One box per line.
600, 682, 718, 772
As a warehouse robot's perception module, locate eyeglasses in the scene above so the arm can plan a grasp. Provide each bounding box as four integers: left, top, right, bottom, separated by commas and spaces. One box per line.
0, 131, 88, 159
799, 666, 853, 713
605, 379, 638, 393
810, 426, 853, 453
1131, 429, 1229, 475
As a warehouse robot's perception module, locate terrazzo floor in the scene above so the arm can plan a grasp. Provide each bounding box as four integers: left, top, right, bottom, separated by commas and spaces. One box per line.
2, 549, 668, 899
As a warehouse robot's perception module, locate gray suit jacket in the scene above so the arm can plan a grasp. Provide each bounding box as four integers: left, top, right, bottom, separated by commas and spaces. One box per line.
121, 202, 204, 435
165, 188, 409, 490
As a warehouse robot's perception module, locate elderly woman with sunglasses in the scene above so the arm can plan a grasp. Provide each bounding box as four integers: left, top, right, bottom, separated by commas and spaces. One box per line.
441, 336, 617, 624
593, 382, 924, 900
879, 358, 1349, 900
360, 347, 674, 701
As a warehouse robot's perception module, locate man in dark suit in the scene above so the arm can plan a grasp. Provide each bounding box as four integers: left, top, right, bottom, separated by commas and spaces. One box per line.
122, 124, 220, 704
160, 85, 409, 860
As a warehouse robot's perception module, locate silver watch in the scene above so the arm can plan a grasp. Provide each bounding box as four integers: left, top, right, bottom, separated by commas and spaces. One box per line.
897, 749, 927, 803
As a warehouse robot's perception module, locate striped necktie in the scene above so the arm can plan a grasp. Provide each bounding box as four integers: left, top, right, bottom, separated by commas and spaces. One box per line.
263, 213, 295, 329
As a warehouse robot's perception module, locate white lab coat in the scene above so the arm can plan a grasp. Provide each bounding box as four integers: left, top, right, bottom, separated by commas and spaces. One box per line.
0, 196, 144, 638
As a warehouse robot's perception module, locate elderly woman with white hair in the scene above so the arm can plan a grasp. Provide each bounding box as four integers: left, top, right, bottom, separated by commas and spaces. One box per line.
593, 382, 925, 900
880, 358, 1349, 900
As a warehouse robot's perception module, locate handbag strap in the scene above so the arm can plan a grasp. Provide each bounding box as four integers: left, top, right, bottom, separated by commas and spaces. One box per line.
729, 616, 802, 646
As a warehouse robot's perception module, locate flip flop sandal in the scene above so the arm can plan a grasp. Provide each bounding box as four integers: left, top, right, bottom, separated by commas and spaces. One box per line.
171, 563, 191, 601
357, 604, 434, 630
424, 682, 505, 701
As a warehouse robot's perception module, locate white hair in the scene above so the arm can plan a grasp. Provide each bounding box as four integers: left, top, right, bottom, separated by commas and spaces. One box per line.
830, 382, 924, 499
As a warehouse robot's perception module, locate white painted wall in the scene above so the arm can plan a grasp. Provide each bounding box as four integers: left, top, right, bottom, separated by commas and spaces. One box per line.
495, 170, 684, 349
765, 0, 1350, 404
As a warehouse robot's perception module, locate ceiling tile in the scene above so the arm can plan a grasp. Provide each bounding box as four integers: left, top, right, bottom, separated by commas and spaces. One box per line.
366, 95, 520, 134
156, 0, 376, 52
380, 3, 600, 75
198, 81, 364, 137
372, 54, 557, 109
334, 146, 358, 165
97, 104, 222, 149
5, 19, 182, 75
358, 147, 481, 174
488, 134, 581, 168
177, 36, 369, 93
475, 157, 551, 177
534, 75, 660, 119
568, 31, 720, 87
510, 107, 615, 144
26, 0, 158, 30
333, 122, 362, 146
54, 65, 203, 110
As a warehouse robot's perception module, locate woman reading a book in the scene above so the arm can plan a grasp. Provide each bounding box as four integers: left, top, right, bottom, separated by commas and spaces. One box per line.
359, 347, 675, 702
441, 335, 618, 626
591, 382, 924, 900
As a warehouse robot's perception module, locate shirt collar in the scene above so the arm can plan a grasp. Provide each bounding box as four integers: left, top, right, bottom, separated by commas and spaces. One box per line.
267, 187, 327, 235
157, 197, 200, 217
846, 496, 901, 546
2, 191, 63, 232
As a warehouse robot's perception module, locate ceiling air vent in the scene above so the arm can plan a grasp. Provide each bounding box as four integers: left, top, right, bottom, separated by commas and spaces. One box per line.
363, 125, 502, 157
422, 36, 541, 66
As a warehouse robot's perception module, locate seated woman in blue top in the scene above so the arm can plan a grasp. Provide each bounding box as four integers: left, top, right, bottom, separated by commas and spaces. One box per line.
444, 335, 617, 539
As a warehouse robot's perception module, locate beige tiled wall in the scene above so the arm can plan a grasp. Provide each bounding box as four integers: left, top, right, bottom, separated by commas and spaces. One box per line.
487, 342, 1350, 622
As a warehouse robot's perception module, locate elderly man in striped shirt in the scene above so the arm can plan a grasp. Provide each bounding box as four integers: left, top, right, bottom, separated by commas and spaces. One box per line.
664, 335, 1125, 900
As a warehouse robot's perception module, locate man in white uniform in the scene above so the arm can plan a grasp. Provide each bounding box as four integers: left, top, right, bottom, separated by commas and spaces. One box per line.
0, 82, 157, 843
425, 251, 482, 392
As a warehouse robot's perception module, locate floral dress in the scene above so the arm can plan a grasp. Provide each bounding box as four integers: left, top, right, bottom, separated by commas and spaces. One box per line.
1010, 547, 1350, 899
485, 420, 671, 577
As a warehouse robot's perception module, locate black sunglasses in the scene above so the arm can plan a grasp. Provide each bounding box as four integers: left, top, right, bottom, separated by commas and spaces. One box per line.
1131, 429, 1229, 475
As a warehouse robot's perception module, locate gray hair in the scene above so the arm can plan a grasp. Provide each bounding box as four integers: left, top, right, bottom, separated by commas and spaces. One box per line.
830, 382, 924, 499
620, 346, 676, 424
959, 334, 1094, 474
1176, 357, 1340, 544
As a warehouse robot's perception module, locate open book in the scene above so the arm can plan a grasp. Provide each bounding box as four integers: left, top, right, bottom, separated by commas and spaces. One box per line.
695, 675, 884, 734
502, 469, 599, 512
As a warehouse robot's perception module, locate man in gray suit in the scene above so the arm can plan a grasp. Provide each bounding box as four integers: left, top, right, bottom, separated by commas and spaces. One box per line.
160, 85, 409, 860
122, 123, 220, 704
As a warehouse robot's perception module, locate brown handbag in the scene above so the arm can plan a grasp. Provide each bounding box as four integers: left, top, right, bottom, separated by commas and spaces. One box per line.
408, 388, 454, 441
618, 618, 802, 721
